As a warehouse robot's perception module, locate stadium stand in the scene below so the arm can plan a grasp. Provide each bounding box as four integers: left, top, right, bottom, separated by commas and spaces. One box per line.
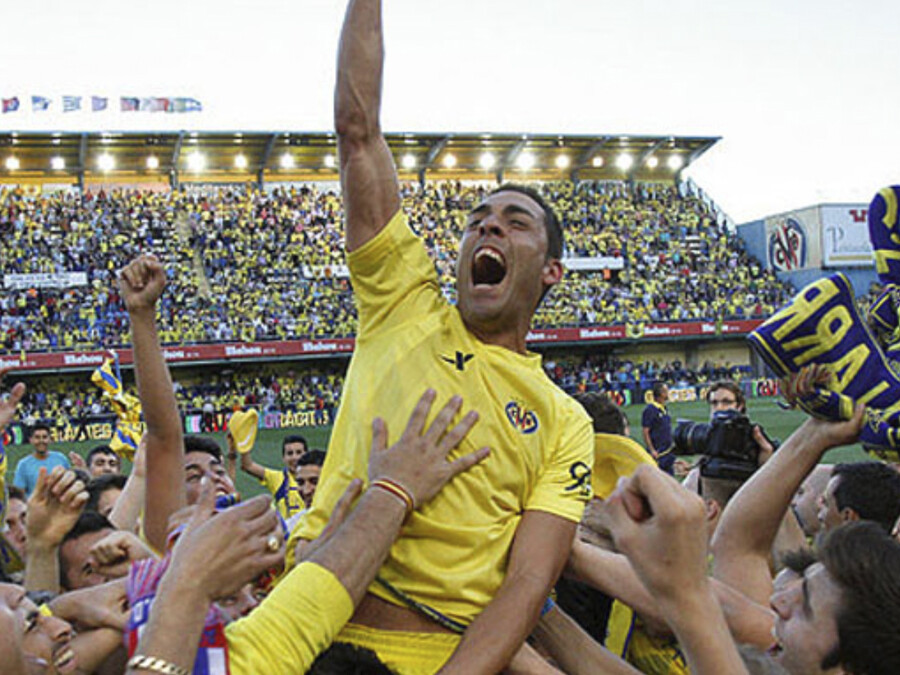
0, 180, 793, 355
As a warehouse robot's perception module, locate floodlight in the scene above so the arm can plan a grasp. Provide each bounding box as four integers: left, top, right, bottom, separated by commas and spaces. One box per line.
615, 154, 633, 171
187, 152, 205, 172
592, 156, 604, 168
667, 155, 684, 170
146, 155, 160, 170
555, 154, 570, 170
402, 153, 416, 170
234, 154, 248, 170
280, 153, 295, 170
51, 156, 65, 170
324, 154, 336, 169
517, 152, 535, 170
479, 152, 496, 170
5, 156, 19, 171
646, 156, 659, 169
98, 154, 115, 172
442, 153, 457, 169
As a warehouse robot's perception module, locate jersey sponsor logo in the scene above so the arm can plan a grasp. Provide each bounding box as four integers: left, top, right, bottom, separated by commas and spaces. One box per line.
441, 351, 474, 371
505, 401, 539, 434
565, 461, 592, 498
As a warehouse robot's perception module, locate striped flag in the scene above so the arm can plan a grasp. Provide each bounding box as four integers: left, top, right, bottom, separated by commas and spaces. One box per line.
91, 96, 108, 112
2, 97, 19, 113
62, 96, 81, 112
120, 97, 139, 112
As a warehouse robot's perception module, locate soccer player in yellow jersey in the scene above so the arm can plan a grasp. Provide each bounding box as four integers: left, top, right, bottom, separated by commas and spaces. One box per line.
289, 1, 595, 672
239, 434, 308, 519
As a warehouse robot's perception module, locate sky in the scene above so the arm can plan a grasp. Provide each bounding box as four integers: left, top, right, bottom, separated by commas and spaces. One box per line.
2, 0, 899, 223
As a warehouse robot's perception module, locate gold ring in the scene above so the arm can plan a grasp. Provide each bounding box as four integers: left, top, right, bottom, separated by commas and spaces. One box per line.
266, 535, 280, 553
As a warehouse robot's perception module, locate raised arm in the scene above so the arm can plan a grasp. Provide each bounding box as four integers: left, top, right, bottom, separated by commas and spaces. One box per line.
119, 255, 185, 552
711, 368, 863, 605
336, 0, 401, 252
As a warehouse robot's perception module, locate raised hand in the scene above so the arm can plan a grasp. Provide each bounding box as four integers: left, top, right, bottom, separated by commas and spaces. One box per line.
26, 466, 89, 549
168, 478, 284, 603
90, 530, 154, 578
0, 367, 26, 432
367, 390, 490, 509
118, 254, 167, 313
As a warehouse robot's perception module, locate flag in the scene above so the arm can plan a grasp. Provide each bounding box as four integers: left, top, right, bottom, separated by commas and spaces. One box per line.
2, 97, 19, 113
140, 97, 166, 113
173, 97, 203, 113
91, 96, 108, 112
120, 97, 139, 112
62, 96, 81, 112
31, 96, 51, 112
91, 355, 123, 400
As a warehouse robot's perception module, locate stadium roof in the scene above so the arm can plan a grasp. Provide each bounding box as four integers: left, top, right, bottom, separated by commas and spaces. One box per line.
0, 130, 718, 187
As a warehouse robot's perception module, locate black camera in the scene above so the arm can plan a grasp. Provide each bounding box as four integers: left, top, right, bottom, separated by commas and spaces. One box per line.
673, 409, 767, 481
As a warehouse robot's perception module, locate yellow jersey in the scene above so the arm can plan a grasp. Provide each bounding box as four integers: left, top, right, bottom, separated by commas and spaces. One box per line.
261, 467, 305, 520
291, 210, 593, 625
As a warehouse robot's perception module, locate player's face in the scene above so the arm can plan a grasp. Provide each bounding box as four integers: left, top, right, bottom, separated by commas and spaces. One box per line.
0, 583, 76, 674
4, 498, 27, 558
88, 454, 120, 477
30, 430, 50, 455
295, 465, 321, 508
817, 476, 844, 533
184, 452, 235, 504
456, 191, 561, 341
282, 442, 307, 473
59, 529, 115, 590
769, 562, 842, 674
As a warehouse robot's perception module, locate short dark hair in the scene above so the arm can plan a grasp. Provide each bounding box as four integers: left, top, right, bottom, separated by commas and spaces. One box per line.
706, 381, 746, 411
86, 474, 128, 513
490, 184, 563, 260
308, 642, 396, 675
282, 434, 308, 455
574, 392, 627, 435
831, 462, 900, 532
297, 450, 326, 468
7, 486, 25, 503
184, 435, 222, 460
651, 381, 667, 401
818, 522, 900, 674
59, 512, 115, 589
86, 445, 119, 467
29, 423, 51, 438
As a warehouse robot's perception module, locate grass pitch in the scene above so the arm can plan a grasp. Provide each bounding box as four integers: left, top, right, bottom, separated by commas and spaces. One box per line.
5, 399, 868, 499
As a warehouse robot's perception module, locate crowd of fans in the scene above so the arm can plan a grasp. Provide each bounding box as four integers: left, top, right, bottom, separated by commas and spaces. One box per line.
5, 355, 756, 426
0, 180, 791, 355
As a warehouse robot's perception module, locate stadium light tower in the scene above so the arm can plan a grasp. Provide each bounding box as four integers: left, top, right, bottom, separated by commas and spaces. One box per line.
146, 155, 160, 170
615, 154, 633, 171
668, 155, 684, 171
98, 153, 115, 172
646, 156, 659, 169
592, 156, 604, 168
402, 153, 417, 170
5, 156, 19, 171
555, 154, 570, 170
442, 153, 457, 169
51, 156, 65, 170
234, 154, 248, 170
324, 154, 336, 169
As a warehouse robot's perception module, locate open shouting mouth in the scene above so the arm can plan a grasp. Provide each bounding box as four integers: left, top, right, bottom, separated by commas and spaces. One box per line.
472, 246, 507, 287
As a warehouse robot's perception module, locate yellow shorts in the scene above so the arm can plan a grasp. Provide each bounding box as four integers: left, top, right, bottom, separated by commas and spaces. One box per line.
335, 623, 461, 675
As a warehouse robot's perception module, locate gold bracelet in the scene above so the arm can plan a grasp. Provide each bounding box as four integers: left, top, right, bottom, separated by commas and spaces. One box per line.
127, 655, 190, 675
